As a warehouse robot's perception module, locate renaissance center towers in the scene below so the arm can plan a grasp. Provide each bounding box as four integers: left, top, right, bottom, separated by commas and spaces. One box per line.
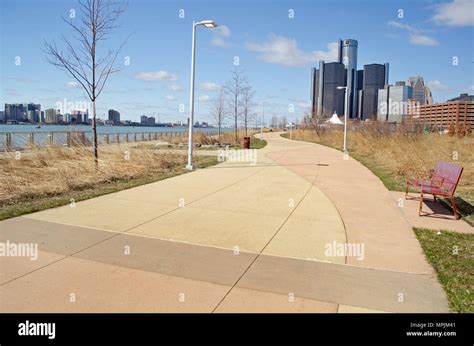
338, 39, 358, 119
311, 39, 390, 121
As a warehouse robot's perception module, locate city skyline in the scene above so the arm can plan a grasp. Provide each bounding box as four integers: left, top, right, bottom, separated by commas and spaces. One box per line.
1, 0, 473, 123
0, 102, 198, 126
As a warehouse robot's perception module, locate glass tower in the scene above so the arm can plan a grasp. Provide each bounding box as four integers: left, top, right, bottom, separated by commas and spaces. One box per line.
338, 39, 358, 118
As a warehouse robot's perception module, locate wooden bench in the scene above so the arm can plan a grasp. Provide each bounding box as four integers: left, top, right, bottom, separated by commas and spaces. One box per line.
406, 161, 464, 219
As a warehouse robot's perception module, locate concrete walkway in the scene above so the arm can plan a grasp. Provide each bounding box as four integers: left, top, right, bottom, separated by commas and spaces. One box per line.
0, 132, 450, 312
391, 191, 473, 233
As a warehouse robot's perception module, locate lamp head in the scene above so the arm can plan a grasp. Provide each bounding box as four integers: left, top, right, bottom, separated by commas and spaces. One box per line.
197, 20, 218, 28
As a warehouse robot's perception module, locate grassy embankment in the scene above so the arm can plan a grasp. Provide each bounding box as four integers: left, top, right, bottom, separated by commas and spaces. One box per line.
414, 228, 473, 313
151, 130, 267, 149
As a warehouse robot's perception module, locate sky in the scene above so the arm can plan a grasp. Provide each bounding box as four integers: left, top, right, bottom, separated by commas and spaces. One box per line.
1, 0, 473, 124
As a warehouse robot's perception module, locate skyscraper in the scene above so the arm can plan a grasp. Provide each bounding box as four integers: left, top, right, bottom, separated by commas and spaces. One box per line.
359, 64, 388, 120
45, 108, 60, 124
377, 82, 413, 123
338, 39, 358, 118
310, 39, 392, 121
311, 61, 345, 117
356, 69, 364, 118
407, 76, 433, 105
71, 110, 88, 124
146, 117, 156, 126
4, 103, 27, 122
108, 109, 121, 124
26, 103, 41, 123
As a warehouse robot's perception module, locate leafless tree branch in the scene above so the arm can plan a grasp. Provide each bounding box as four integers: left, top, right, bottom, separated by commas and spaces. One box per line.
225, 68, 248, 142
43, 0, 128, 164
212, 86, 228, 141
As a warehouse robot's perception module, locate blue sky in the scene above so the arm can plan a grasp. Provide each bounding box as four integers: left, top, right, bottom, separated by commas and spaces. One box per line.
1, 0, 473, 123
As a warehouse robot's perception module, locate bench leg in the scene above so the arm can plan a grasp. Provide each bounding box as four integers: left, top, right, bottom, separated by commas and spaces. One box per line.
451, 196, 459, 220
405, 179, 409, 199
419, 190, 424, 216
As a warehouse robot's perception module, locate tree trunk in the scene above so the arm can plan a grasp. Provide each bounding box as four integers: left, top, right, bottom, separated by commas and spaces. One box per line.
234, 110, 238, 142
92, 99, 98, 167
234, 93, 238, 143
245, 111, 248, 136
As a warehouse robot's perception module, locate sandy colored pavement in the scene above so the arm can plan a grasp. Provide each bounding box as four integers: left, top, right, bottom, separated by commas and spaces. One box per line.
390, 191, 472, 233
0, 132, 451, 312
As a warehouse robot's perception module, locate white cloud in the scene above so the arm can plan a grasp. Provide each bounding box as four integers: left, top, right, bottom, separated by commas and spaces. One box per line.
217, 25, 231, 37
409, 34, 438, 46
432, 0, 474, 27
132, 71, 178, 81
246, 35, 338, 67
199, 82, 220, 91
315, 42, 339, 61
468, 85, 474, 91
211, 25, 231, 47
169, 85, 182, 92
388, 21, 412, 31
297, 101, 311, 109
198, 95, 210, 102
164, 95, 176, 101
428, 80, 452, 92
388, 21, 439, 46
211, 37, 228, 48
66, 81, 80, 89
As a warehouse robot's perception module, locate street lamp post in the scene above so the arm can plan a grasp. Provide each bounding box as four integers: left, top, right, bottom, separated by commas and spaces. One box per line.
288, 113, 293, 140
337, 86, 349, 153
260, 102, 265, 140
186, 20, 218, 170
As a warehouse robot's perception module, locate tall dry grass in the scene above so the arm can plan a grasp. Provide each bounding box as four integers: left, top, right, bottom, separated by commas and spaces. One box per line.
0, 144, 186, 205
292, 124, 474, 204
163, 129, 258, 147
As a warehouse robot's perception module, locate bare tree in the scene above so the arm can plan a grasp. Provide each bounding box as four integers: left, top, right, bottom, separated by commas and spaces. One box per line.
225, 68, 247, 143
240, 84, 256, 136
270, 115, 278, 128
44, 0, 127, 164
212, 86, 227, 141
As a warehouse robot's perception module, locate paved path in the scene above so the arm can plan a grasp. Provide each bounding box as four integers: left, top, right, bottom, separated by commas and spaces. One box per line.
390, 191, 473, 233
0, 132, 450, 312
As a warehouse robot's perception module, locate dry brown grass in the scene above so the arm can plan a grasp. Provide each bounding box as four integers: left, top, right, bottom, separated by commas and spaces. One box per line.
289, 125, 474, 205
0, 144, 188, 205
162, 129, 258, 147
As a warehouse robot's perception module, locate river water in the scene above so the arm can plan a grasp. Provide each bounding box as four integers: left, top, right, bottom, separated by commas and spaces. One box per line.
0, 124, 225, 150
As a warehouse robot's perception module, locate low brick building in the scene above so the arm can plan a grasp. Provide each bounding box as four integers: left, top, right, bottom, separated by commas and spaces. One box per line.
409, 101, 473, 132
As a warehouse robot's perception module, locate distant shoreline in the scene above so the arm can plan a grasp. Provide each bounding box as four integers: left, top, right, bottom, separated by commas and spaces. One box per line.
0, 124, 234, 134
0, 123, 213, 129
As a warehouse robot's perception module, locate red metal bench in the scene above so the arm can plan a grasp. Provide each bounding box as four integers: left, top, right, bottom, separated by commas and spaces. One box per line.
406, 161, 464, 219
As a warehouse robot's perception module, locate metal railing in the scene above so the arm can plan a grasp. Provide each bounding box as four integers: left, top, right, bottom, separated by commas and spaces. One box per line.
0, 130, 219, 151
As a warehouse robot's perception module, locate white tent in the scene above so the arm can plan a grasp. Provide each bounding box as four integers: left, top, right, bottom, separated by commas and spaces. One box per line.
326, 112, 344, 125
